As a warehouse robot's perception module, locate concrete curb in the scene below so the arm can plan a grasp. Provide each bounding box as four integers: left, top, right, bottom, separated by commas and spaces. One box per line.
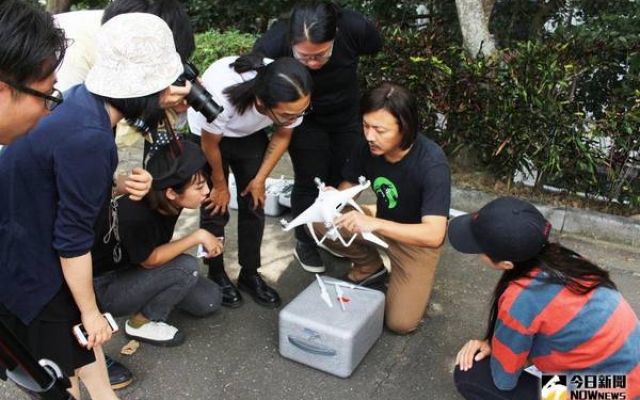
451, 187, 640, 248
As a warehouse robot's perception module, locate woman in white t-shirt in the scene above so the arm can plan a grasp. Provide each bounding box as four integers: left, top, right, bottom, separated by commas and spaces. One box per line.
188, 54, 312, 309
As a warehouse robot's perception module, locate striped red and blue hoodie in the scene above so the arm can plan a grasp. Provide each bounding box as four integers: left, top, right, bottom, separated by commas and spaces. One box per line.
490, 269, 640, 399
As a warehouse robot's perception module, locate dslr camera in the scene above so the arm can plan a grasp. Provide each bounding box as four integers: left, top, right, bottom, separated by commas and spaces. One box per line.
175, 62, 223, 122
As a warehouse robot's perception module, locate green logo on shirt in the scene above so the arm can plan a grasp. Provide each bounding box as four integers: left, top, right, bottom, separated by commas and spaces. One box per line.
373, 177, 398, 209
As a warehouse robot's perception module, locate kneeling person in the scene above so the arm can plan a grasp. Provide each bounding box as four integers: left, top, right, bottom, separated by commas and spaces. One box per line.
93, 141, 223, 346
310, 82, 451, 334
449, 197, 640, 399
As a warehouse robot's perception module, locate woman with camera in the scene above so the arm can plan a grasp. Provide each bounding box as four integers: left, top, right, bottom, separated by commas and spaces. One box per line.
54, 0, 198, 165
188, 54, 313, 309
0, 14, 187, 399
253, 1, 382, 272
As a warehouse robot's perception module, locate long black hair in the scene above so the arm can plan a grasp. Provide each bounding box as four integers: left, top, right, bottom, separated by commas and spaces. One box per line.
288, 1, 341, 45
360, 82, 419, 150
95, 92, 163, 134
223, 53, 313, 115
484, 242, 617, 340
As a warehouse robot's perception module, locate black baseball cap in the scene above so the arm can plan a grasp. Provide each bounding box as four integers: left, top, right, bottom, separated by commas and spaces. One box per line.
448, 197, 552, 262
147, 140, 207, 190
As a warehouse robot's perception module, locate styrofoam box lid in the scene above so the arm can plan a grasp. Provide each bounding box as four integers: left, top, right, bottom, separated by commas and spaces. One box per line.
280, 278, 385, 334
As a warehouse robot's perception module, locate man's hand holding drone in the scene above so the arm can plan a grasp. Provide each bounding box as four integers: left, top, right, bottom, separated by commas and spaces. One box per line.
280, 177, 388, 248
334, 209, 379, 235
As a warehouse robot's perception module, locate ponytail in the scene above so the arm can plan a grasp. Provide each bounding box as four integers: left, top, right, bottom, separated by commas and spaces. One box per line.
229, 52, 266, 73
222, 53, 267, 114
224, 55, 313, 115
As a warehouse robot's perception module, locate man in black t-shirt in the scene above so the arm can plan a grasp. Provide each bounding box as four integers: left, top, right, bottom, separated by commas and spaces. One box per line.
312, 83, 451, 334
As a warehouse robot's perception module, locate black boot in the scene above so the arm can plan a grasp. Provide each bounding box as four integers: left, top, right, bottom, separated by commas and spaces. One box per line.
237, 270, 281, 308
207, 261, 243, 308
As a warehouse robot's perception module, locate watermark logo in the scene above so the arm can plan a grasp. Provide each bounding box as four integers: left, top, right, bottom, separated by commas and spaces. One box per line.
541, 374, 627, 400
541, 375, 568, 400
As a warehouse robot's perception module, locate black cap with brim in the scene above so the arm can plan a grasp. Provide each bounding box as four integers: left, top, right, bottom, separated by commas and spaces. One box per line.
446, 197, 551, 262
147, 141, 207, 190
447, 213, 484, 255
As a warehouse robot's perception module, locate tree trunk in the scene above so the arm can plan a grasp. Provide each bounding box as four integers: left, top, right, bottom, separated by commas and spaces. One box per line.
46, 0, 74, 14
455, 0, 497, 59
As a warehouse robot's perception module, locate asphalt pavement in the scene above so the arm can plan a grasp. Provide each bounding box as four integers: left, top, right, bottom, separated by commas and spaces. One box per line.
2, 147, 639, 400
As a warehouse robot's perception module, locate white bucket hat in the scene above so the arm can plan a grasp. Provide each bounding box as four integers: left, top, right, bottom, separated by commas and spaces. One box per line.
85, 13, 183, 99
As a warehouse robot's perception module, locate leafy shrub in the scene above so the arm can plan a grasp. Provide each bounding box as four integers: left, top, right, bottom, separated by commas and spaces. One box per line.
187, 0, 295, 33
191, 30, 258, 73
185, 0, 438, 33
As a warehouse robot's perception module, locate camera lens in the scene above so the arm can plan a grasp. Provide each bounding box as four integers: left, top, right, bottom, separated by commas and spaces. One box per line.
174, 63, 223, 123
186, 82, 223, 123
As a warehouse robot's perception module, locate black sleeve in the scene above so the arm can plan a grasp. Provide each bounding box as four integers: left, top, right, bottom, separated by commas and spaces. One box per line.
420, 162, 451, 218
253, 21, 291, 58
117, 199, 159, 265
340, 10, 382, 56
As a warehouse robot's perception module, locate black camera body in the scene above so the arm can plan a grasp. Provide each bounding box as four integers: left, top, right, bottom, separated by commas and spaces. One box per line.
175, 62, 223, 123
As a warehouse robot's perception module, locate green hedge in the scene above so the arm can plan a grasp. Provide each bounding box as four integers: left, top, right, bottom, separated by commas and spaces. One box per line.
187, 0, 295, 34
191, 30, 258, 73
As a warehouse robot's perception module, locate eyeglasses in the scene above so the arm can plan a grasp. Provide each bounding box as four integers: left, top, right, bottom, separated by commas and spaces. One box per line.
292, 42, 334, 63
0, 77, 63, 111
267, 104, 313, 126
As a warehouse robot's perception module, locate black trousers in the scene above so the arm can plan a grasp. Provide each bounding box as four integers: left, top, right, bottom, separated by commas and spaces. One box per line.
196, 131, 269, 276
454, 358, 540, 400
288, 120, 363, 243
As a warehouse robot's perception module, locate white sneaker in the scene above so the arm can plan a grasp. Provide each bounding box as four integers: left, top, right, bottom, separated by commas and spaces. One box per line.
125, 320, 185, 347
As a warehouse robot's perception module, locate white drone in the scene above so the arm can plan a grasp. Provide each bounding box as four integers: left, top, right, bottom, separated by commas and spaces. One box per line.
280, 176, 388, 249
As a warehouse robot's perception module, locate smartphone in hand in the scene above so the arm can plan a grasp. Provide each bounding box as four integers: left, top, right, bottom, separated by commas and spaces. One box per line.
196, 237, 224, 258
73, 312, 119, 347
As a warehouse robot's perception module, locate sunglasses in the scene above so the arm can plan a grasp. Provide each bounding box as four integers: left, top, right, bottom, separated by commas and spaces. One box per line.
1, 77, 63, 111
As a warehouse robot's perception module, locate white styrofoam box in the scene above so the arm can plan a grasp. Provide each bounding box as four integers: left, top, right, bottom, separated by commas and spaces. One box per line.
279, 278, 385, 378
227, 173, 293, 216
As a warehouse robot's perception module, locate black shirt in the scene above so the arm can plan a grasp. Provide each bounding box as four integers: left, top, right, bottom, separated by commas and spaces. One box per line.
92, 197, 179, 275
254, 9, 382, 127
342, 135, 451, 223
